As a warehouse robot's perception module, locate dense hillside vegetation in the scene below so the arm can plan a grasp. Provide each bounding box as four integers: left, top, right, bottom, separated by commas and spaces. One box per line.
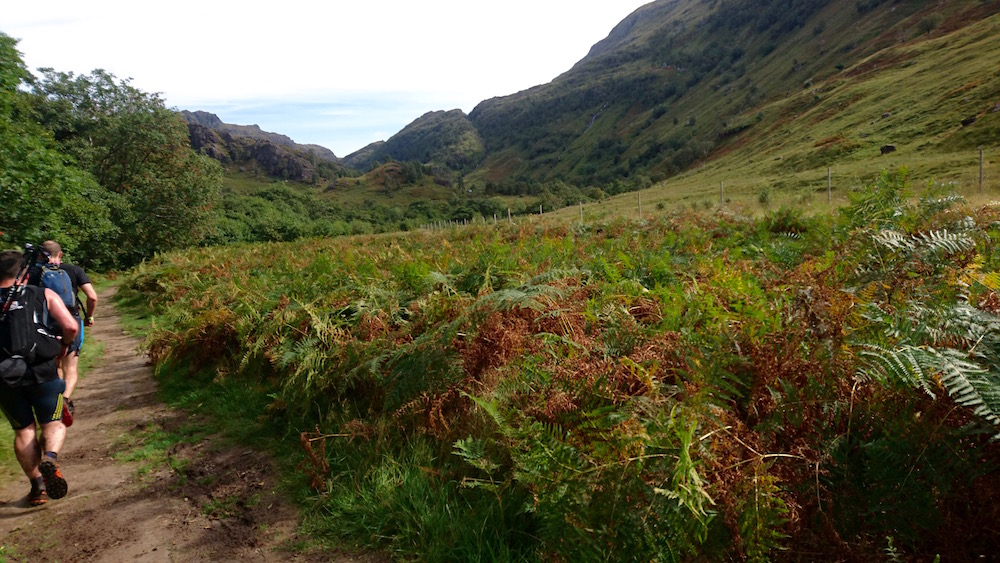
467, 0, 999, 188
118, 169, 1000, 559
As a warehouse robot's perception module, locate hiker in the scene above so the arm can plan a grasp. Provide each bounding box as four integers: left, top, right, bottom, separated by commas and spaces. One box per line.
0, 249, 79, 506
39, 240, 97, 421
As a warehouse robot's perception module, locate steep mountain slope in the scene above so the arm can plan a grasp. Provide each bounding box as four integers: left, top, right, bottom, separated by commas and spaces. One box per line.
337, 0, 995, 195
343, 109, 484, 172
188, 0, 999, 230
181, 110, 338, 161
468, 0, 998, 186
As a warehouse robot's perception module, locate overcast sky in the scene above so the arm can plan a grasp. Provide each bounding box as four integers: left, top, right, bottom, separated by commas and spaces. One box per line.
3, 1, 651, 156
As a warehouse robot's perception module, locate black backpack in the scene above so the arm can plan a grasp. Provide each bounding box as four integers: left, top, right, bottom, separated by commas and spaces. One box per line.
0, 285, 63, 387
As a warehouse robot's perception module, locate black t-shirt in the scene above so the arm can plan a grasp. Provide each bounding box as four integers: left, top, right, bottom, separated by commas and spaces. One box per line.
60, 262, 91, 293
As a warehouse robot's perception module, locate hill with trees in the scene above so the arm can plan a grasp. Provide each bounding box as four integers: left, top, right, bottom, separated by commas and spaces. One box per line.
4, 0, 999, 258
343, 109, 484, 173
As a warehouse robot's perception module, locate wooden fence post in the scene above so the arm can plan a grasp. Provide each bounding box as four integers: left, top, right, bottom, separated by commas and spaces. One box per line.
828, 167, 832, 203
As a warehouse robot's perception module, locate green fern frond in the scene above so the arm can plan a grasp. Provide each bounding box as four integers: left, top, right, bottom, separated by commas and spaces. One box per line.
918, 194, 965, 216
463, 392, 508, 430
424, 270, 458, 295
872, 229, 914, 252
858, 344, 1000, 430
931, 347, 1000, 427
857, 344, 933, 396
477, 282, 566, 312
912, 229, 976, 257
908, 301, 1000, 350
737, 469, 789, 561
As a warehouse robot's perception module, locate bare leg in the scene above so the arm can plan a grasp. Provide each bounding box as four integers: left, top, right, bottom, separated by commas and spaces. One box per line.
62, 353, 80, 399
13, 425, 42, 480
39, 420, 66, 456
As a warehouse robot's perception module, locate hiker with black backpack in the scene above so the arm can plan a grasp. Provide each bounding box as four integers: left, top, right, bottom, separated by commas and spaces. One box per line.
0, 248, 79, 506
37, 240, 97, 425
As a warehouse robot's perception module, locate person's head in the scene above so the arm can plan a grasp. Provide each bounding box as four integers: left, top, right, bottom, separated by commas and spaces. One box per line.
0, 250, 24, 284
41, 240, 62, 263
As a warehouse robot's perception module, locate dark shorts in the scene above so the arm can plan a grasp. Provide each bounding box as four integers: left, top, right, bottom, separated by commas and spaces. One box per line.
68, 316, 85, 355
0, 378, 66, 430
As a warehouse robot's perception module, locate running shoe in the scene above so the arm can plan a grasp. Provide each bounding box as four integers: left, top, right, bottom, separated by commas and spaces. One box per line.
39, 459, 68, 500
28, 485, 48, 506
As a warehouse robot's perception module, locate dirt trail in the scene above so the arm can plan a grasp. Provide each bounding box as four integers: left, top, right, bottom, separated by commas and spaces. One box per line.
0, 287, 376, 562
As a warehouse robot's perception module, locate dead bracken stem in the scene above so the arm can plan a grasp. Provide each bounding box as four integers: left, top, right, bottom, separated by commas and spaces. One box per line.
298, 426, 331, 491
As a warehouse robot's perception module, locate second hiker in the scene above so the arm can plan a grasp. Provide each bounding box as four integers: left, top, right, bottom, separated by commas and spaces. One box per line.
35, 241, 97, 425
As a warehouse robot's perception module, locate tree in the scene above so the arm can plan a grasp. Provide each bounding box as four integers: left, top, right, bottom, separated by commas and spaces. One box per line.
0, 33, 117, 263
30, 69, 222, 267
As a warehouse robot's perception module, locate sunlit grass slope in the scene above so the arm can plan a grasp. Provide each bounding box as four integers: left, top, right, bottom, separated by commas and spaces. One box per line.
552, 11, 1000, 222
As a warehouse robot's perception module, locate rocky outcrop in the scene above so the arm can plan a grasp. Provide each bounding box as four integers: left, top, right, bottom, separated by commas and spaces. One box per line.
180, 110, 340, 163
186, 122, 332, 182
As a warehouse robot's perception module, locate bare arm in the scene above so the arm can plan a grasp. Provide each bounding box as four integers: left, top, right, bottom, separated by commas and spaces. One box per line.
45, 287, 79, 347
80, 282, 98, 321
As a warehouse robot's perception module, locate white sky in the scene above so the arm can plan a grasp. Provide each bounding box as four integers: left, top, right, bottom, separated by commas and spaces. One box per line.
3, 1, 651, 156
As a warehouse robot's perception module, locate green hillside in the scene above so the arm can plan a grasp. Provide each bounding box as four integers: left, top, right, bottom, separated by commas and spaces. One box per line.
194, 0, 999, 243
341, 109, 484, 171
557, 3, 1000, 220
335, 0, 997, 204
467, 0, 999, 188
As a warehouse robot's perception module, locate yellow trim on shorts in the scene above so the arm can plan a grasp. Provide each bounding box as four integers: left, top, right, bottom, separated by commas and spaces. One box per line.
49, 393, 65, 423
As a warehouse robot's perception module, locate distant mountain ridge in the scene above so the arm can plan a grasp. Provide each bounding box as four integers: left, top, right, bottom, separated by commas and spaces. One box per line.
180, 110, 339, 161
181, 110, 346, 183
348, 0, 998, 187
341, 109, 484, 172
185, 0, 1000, 192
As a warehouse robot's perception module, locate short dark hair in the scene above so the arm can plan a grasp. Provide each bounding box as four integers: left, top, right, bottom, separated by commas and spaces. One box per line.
0, 250, 24, 281
41, 240, 61, 256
